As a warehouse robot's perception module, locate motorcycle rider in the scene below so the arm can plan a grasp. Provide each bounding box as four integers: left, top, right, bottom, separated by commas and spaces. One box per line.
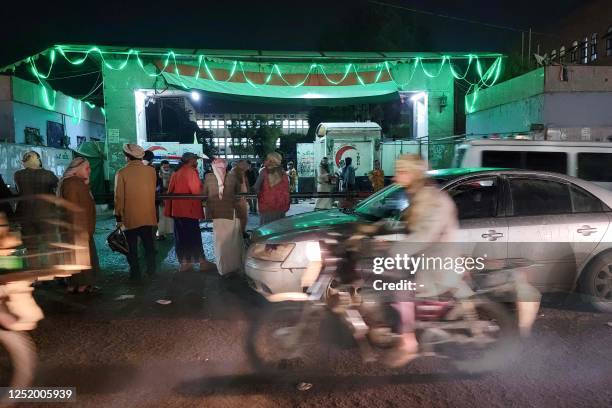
353, 154, 465, 367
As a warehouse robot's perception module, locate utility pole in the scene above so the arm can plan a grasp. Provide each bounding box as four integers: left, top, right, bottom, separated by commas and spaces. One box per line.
528, 28, 532, 68
521, 31, 525, 67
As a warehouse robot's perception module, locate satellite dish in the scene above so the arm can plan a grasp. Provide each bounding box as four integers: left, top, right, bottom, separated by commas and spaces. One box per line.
534, 53, 548, 66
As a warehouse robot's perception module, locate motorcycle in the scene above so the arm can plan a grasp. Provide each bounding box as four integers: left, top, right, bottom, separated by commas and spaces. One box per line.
0, 196, 90, 394
247, 230, 540, 374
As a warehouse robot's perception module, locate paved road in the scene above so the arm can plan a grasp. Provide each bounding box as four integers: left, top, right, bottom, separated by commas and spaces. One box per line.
20, 205, 612, 407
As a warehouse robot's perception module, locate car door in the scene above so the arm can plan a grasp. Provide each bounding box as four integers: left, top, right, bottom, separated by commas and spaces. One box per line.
505, 176, 585, 291
566, 183, 610, 272
445, 176, 508, 267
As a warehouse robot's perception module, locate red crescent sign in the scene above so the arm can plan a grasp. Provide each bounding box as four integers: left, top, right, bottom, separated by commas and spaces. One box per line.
335, 145, 356, 166
146, 146, 168, 153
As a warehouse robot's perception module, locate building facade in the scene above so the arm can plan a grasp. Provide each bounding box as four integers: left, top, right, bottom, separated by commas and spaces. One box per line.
540, 0, 612, 66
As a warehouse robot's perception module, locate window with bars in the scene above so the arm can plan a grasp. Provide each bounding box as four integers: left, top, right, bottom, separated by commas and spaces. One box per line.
607, 27, 612, 57
570, 41, 579, 63
591, 33, 598, 61
581, 37, 589, 64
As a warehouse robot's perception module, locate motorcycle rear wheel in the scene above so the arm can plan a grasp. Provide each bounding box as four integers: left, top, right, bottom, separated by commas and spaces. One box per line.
247, 301, 331, 375
451, 301, 520, 374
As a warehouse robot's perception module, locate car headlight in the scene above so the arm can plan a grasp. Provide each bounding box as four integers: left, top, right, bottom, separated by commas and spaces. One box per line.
304, 241, 321, 262
251, 243, 295, 262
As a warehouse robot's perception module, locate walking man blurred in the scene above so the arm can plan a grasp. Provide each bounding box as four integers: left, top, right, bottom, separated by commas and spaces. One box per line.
14, 151, 59, 268
114, 144, 157, 281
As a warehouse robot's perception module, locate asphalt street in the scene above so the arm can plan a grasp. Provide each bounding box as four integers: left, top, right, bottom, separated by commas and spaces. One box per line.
18, 203, 612, 408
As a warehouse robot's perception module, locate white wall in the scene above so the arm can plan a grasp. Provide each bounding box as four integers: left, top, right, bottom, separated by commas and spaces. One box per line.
12, 102, 105, 148
134, 90, 147, 146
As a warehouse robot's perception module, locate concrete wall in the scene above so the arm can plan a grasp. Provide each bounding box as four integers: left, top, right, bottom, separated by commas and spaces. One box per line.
544, 65, 612, 92
467, 68, 545, 113
544, 92, 612, 127
466, 65, 612, 136
466, 94, 545, 136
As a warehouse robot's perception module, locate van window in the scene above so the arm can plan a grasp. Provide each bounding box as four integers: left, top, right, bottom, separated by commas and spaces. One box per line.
524, 152, 567, 173
482, 151, 521, 168
577, 153, 612, 182
481, 151, 567, 173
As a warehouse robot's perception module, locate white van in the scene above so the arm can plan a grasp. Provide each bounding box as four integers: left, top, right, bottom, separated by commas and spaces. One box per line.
453, 139, 612, 191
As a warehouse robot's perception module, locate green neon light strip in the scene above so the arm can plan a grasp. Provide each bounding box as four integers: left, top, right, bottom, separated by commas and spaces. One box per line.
419, 57, 447, 78
34, 45, 504, 113
53, 45, 501, 88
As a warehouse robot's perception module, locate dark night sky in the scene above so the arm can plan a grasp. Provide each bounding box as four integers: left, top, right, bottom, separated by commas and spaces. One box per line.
1, 0, 583, 67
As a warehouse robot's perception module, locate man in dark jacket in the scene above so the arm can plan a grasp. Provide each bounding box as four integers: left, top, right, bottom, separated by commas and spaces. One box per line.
14, 151, 59, 268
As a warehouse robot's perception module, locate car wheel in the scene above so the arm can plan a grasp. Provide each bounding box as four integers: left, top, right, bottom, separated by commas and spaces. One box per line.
580, 253, 612, 313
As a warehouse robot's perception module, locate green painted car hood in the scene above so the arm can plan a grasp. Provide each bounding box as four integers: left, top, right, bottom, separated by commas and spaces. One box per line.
252, 209, 359, 241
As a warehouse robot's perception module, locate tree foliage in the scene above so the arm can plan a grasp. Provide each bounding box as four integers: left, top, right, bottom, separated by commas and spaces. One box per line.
227, 117, 283, 160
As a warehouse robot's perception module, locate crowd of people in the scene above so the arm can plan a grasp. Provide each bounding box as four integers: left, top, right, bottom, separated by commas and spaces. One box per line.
0, 144, 387, 294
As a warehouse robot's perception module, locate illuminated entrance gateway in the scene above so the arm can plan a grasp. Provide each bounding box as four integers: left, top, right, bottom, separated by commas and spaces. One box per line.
0, 45, 503, 180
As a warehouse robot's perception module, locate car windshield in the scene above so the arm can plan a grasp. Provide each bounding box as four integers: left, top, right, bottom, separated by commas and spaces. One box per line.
353, 174, 456, 221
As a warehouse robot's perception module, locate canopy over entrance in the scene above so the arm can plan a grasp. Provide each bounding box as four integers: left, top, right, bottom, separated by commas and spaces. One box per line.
1, 45, 503, 109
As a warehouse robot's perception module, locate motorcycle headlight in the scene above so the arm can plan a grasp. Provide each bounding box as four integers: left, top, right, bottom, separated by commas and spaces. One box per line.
251, 243, 295, 262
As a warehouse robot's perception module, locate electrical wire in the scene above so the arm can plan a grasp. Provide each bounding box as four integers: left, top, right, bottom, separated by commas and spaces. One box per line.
367, 0, 557, 37
45, 70, 101, 80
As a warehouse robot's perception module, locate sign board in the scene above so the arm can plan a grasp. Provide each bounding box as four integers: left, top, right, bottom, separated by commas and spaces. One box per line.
141, 142, 180, 159
332, 141, 373, 177
179, 144, 206, 158
296, 143, 315, 177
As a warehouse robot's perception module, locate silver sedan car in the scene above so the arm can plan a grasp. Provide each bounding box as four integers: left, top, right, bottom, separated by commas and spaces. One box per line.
245, 168, 612, 312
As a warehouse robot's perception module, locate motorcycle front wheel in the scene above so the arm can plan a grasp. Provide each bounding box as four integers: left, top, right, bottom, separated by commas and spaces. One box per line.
451, 301, 520, 374
0, 330, 36, 391
247, 301, 331, 375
